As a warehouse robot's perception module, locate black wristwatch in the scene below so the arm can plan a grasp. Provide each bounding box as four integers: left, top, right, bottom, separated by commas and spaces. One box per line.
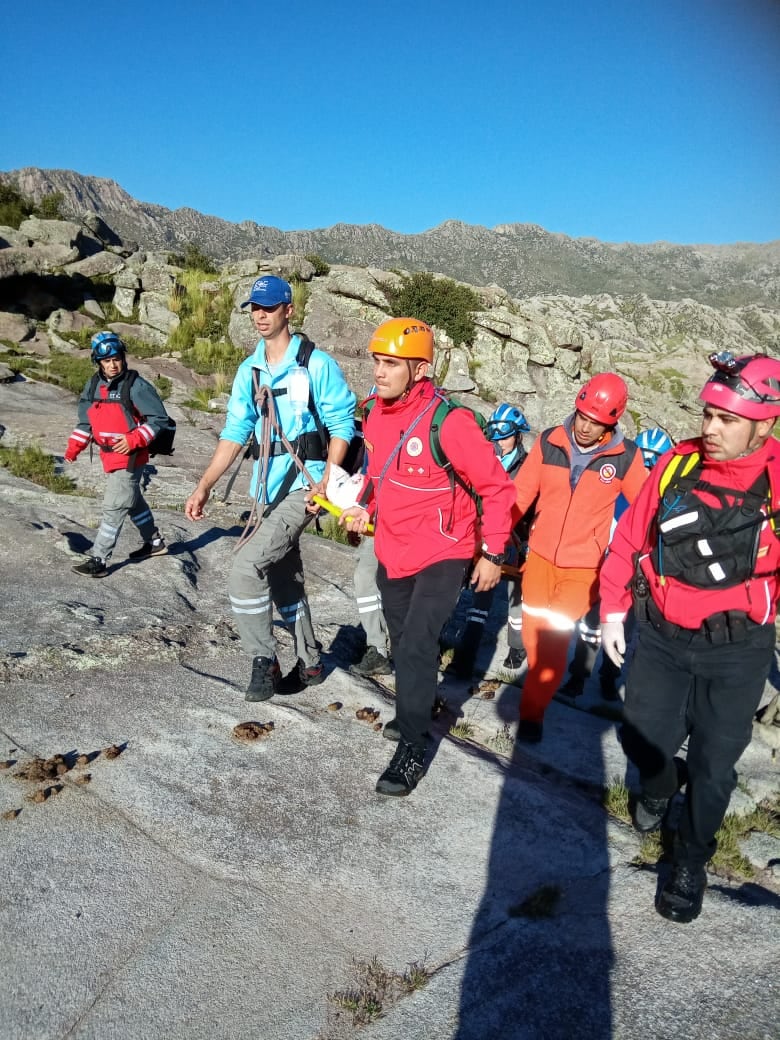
480, 543, 506, 566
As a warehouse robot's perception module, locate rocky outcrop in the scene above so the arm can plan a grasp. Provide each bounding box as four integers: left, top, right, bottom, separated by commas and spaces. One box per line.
1, 212, 780, 441
3, 167, 780, 307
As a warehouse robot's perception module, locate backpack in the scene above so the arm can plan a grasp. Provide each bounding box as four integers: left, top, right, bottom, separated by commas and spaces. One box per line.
87, 369, 176, 456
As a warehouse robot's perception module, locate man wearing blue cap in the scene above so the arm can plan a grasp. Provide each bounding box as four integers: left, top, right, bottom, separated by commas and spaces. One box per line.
185, 275, 356, 700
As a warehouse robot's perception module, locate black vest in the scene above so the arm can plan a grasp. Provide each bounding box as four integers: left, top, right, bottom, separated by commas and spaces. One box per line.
652, 454, 770, 589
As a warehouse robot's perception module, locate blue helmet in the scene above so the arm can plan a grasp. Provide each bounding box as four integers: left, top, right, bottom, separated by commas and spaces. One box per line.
635, 427, 673, 469
90, 331, 126, 364
486, 403, 530, 441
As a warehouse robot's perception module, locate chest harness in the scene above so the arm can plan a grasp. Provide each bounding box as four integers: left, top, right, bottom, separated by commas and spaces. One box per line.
651, 452, 777, 590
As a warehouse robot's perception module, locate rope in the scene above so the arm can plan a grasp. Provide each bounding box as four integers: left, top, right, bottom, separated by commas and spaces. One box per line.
233, 379, 317, 554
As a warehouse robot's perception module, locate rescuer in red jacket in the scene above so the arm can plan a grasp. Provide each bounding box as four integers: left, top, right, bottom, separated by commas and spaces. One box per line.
65, 332, 169, 576
600, 351, 780, 924
338, 317, 516, 797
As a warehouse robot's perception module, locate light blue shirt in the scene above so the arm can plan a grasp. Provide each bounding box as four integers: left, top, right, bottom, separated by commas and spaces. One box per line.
221, 334, 356, 501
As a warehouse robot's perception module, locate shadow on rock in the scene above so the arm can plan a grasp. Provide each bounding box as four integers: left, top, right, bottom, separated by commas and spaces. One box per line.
453, 683, 613, 1039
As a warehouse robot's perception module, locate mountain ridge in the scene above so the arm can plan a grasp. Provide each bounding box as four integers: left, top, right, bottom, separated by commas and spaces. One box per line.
2, 166, 780, 308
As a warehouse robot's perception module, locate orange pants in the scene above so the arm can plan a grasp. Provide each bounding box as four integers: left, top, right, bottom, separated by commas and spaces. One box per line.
519, 551, 599, 722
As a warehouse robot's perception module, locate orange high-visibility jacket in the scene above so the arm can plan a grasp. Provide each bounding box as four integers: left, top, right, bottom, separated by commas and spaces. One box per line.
514, 421, 648, 570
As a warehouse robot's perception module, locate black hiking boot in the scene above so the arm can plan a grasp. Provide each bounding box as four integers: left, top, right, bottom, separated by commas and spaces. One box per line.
375, 739, 426, 797
128, 535, 167, 560
382, 717, 401, 742
503, 647, 527, 670
656, 864, 707, 923
72, 556, 108, 578
245, 656, 281, 701
350, 646, 392, 678
632, 794, 670, 833
277, 658, 325, 695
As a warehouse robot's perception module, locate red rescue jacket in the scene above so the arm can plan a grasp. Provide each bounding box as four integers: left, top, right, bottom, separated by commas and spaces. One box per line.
362, 381, 516, 579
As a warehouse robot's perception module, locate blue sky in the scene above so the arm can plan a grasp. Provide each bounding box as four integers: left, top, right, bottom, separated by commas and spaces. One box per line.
2, 0, 778, 244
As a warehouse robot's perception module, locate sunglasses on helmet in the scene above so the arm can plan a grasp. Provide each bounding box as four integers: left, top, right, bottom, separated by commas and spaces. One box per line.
707, 351, 780, 405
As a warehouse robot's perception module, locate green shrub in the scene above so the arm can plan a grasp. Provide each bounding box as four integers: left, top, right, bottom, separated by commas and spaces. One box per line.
383, 271, 480, 347
0, 442, 78, 494
154, 375, 173, 400
167, 278, 235, 361
180, 337, 245, 376
290, 278, 309, 327
183, 242, 218, 274
2, 350, 94, 395
305, 253, 330, 276
35, 191, 65, 220
0, 184, 66, 227
308, 514, 351, 545
0, 182, 34, 228
167, 242, 218, 274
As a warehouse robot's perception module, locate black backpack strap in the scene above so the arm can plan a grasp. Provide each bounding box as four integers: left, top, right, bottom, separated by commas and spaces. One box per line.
295, 334, 329, 454
119, 369, 140, 420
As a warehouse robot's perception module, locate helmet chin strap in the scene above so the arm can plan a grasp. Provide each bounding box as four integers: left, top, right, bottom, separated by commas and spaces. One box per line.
401, 359, 418, 398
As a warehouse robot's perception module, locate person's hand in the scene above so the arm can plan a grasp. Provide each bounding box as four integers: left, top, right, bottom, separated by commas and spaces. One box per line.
601, 621, 626, 668
112, 433, 132, 455
185, 486, 210, 521
338, 505, 372, 535
304, 478, 326, 514
470, 557, 502, 593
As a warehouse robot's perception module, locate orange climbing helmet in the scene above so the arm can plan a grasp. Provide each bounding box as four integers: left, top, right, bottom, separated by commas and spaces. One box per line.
368, 318, 434, 363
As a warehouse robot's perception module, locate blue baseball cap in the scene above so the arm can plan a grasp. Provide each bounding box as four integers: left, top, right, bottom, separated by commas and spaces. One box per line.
240, 275, 293, 308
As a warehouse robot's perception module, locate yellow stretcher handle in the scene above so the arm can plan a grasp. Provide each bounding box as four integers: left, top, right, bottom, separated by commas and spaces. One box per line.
312, 494, 375, 535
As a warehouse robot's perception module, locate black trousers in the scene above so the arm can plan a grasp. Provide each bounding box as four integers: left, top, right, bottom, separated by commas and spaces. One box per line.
621, 616, 774, 868
378, 558, 468, 749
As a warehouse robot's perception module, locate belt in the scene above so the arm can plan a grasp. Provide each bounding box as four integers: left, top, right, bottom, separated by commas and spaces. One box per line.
254, 433, 327, 460
645, 597, 755, 645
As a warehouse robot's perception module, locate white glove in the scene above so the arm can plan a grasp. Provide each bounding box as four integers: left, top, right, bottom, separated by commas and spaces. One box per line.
600, 621, 626, 668
325, 464, 366, 510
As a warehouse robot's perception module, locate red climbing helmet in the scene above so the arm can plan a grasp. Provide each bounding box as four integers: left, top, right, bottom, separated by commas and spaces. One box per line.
700, 352, 780, 420
574, 374, 628, 425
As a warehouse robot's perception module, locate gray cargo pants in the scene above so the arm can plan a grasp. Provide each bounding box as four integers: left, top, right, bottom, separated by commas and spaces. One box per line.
91, 465, 157, 561
228, 490, 319, 665
353, 535, 388, 654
